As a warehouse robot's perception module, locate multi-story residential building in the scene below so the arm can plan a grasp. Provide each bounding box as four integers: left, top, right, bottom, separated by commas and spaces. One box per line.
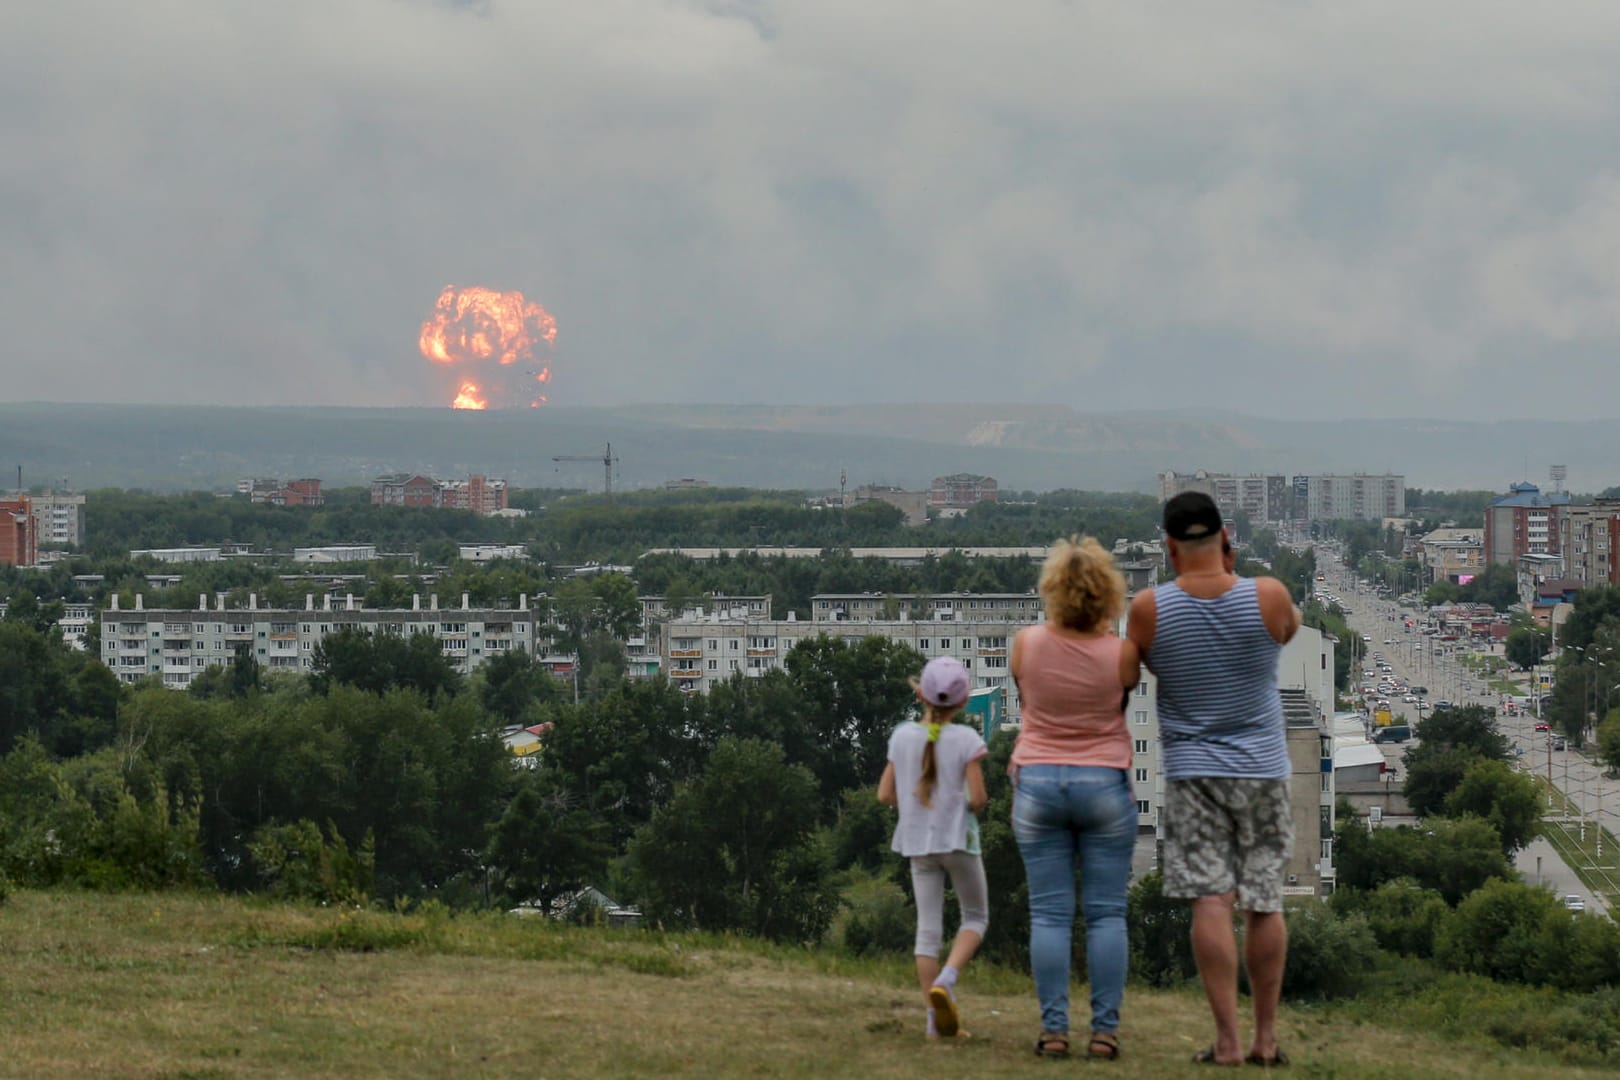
811, 592, 1045, 623
100, 592, 544, 687
1484, 482, 1569, 566
240, 478, 324, 507
29, 491, 86, 547
640, 594, 773, 623
1159, 472, 1285, 524
1293, 474, 1405, 522
0, 599, 94, 649
370, 474, 440, 508
1559, 500, 1620, 588
658, 611, 1022, 716
1516, 553, 1567, 608
439, 475, 508, 514
0, 496, 37, 566
370, 473, 507, 514
929, 473, 998, 510
1418, 528, 1484, 584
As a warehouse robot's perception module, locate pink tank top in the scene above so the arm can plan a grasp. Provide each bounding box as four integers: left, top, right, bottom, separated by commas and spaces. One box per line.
1011, 623, 1132, 770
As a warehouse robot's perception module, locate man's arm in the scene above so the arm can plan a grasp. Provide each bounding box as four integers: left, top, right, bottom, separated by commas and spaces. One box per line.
1256, 576, 1302, 644
1125, 588, 1157, 666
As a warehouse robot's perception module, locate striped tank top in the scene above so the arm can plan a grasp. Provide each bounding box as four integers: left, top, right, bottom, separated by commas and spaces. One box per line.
1150, 577, 1288, 780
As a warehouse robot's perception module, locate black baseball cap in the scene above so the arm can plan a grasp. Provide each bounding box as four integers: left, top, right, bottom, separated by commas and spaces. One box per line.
1163, 492, 1224, 541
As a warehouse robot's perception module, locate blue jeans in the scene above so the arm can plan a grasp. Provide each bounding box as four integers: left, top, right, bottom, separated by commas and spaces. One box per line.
1012, 765, 1137, 1035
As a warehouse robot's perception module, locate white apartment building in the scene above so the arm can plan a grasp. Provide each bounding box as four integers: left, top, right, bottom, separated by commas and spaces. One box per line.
812, 592, 1045, 623
659, 612, 1022, 714
30, 492, 86, 548
0, 599, 93, 649
100, 592, 544, 687
1294, 474, 1405, 523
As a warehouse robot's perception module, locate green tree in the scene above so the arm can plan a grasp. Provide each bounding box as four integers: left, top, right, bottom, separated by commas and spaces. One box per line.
485, 772, 611, 913
478, 649, 561, 725
627, 737, 839, 941
1443, 758, 1540, 853
1435, 878, 1567, 985
1504, 627, 1551, 671
1337, 877, 1450, 957
1598, 711, 1620, 775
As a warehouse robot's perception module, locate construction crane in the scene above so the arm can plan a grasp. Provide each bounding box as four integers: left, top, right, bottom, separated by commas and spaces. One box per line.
552, 442, 619, 500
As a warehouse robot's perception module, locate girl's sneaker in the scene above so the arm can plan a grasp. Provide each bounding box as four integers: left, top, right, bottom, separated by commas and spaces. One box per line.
927, 985, 959, 1037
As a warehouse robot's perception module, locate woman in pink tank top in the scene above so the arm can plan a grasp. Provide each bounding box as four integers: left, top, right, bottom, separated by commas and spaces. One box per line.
1010, 536, 1141, 1059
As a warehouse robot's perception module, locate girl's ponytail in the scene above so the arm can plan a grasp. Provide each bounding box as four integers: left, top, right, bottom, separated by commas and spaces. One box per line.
914, 704, 948, 807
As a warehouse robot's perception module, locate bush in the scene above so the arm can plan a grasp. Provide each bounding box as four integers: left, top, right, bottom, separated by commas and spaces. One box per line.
840, 879, 915, 956
1283, 901, 1379, 1000
1128, 871, 1195, 987
1436, 879, 1568, 986
248, 819, 375, 906
0, 866, 10, 905
1341, 878, 1451, 958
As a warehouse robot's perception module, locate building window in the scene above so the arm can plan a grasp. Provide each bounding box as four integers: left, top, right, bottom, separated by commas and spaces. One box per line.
940, 639, 952, 650
707, 660, 718, 670
1137, 683, 1149, 696
1320, 774, 1330, 792
919, 639, 930, 651
1133, 739, 1149, 754
1134, 710, 1149, 725
1136, 800, 1150, 815
1320, 839, 1333, 861
1134, 768, 1149, 782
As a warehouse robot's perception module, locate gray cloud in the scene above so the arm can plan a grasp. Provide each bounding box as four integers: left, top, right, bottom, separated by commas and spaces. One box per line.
3, 1, 1620, 418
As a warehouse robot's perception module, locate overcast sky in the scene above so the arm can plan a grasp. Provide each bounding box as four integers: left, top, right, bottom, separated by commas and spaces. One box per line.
5, 2, 1620, 419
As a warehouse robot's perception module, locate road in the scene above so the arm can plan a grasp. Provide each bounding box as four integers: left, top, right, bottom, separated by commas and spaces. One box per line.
1313, 545, 1610, 911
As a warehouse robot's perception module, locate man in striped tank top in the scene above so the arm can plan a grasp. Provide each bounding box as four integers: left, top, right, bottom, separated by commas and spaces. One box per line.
1125, 492, 1301, 1068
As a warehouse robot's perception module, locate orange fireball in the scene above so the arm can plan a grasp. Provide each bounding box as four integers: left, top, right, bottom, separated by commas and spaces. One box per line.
420, 285, 557, 408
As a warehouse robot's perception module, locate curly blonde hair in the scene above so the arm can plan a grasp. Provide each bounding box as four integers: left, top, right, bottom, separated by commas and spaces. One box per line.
1038, 535, 1127, 631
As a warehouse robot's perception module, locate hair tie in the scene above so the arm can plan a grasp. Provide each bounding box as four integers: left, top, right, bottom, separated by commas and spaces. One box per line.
926, 721, 943, 743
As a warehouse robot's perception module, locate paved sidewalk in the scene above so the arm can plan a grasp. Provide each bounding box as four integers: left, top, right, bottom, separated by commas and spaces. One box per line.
1515, 835, 1610, 916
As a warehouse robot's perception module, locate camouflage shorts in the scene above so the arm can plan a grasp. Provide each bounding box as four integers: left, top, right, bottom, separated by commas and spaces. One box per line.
1162, 778, 1293, 912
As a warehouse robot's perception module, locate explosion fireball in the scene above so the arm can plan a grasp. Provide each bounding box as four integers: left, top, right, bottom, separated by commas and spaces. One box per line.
419, 285, 557, 409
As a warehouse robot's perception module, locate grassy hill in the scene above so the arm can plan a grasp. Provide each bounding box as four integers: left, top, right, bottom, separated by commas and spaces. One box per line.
0, 890, 1606, 1079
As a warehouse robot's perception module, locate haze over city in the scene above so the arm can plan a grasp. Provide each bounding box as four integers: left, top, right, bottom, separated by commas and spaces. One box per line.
6, 3, 1620, 418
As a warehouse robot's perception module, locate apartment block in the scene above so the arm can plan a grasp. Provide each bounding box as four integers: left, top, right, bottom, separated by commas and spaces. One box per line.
0, 496, 37, 566
1159, 471, 1285, 523
100, 592, 543, 687
659, 612, 1021, 714
239, 478, 324, 507
1418, 528, 1485, 585
811, 592, 1045, 623
30, 491, 86, 547
1484, 482, 1569, 566
1559, 500, 1620, 588
929, 473, 998, 509
1293, 474, 1405, 522
370, 473, 507, 514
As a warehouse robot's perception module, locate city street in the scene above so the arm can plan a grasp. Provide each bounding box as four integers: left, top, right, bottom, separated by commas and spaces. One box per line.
1314, 546, 1615, 910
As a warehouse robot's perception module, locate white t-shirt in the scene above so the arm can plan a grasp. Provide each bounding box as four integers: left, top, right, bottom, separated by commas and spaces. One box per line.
888, 721, 988, 858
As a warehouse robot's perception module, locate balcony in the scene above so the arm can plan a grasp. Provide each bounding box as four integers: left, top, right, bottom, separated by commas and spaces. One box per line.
977, 648, 1006, 657
269, 632, 297, 642
746, 647, 776, 657
669, 649, 703, 659
671, 668, 703, 680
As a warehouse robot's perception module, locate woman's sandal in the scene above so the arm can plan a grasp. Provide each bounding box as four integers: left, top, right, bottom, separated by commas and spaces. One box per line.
1088, 1032, 1121, 1060
1033, 1031, 1070, 1057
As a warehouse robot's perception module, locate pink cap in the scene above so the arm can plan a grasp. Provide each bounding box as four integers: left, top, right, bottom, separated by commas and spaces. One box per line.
918, 656, 971, 708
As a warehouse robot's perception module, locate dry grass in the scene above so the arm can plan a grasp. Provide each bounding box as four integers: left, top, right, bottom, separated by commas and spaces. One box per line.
0, 890, 1605, 1079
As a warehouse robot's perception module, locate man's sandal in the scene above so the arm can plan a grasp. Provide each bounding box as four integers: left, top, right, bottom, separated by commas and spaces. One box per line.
1033, 1031, 1070, 1057
1245, 1048, 1291, 1067
1088, 1032, 1120, 1060
1193, 1046, 1243, 1066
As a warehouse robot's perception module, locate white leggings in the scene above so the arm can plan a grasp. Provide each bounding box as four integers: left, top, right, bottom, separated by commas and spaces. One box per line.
910, 851, 990, 957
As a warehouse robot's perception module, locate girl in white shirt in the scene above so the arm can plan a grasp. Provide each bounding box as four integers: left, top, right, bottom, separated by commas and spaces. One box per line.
878, 656, 990, 1039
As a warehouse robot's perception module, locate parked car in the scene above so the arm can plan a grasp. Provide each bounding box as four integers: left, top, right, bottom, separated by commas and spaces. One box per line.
1566, 895, 1586, 912
1535, 721, 1550, 732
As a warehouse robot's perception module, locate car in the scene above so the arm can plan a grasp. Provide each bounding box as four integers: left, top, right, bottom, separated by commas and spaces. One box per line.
1566, 895, 1586, 912
1535, 722, 1550, 732
1553, 737, 1567, 751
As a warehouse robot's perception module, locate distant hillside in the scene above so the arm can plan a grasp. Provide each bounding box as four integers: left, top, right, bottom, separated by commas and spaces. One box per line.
0, 401, 1606, 493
